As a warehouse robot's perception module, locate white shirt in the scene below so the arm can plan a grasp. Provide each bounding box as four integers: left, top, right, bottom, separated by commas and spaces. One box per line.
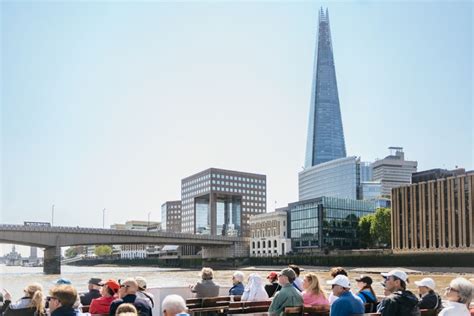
328, 290, 363, 305
438, 301, 470, 316
293, 278, 304, 291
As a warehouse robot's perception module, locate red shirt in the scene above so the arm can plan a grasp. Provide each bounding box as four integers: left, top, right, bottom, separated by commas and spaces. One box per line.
89, 296, 116, 314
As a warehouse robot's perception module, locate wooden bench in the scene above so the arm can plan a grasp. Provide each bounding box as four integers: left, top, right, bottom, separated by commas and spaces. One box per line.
186, 296, 236, 315
303, 305, 330, 316
227, 300, 271, 314
283, 306, 303, 316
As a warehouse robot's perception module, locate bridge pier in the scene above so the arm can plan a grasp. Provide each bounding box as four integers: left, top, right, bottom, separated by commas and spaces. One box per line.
201, 239, 250, 259
44, 246, 61, 274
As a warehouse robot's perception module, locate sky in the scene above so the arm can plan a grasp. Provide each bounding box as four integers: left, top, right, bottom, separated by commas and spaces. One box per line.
1, 1, 472, 256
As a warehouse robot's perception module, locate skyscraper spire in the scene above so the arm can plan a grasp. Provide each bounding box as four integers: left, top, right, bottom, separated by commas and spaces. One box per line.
305, 7, 346, 168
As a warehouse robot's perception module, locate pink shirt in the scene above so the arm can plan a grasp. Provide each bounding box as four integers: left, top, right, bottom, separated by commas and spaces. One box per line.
302, 291, 330, 306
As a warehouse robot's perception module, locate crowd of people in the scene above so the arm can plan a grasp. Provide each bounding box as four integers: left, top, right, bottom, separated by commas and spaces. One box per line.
0, 265, 473, 316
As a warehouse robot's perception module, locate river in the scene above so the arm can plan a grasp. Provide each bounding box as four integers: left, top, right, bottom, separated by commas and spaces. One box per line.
1, 264, 473, 302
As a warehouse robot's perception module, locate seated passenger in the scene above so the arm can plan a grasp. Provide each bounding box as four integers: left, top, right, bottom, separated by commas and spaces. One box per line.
229, 271, 245, 296
135, 277, 154, 309
302, 272, 329, 306
89, 279, 120, 314
189, 267, 219, 298
161, 295, 189, 316
80, 278, 102, 306
241, 273, 269, 302
48, 285, 87, 316
327, 275, 364, 316
355, 275, 378, 312
414, 278, 442, 311
438, 277, 473, 316
268, 268, 303, 315
109, 279, 151, 316
1, 284, 45, 316
379, 269, 420, 316
264, 272, 281, 298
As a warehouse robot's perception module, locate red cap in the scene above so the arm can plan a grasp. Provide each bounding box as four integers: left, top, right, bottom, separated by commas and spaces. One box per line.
99, 279, 120, 292
267, 271, 278, 279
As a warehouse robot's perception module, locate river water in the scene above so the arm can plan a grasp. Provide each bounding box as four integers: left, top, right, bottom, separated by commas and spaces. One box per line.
1, 264, 473, 302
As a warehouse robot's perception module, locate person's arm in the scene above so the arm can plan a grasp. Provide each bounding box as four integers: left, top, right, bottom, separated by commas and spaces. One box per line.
268, 291, 283, 313
109, 301, 117, 316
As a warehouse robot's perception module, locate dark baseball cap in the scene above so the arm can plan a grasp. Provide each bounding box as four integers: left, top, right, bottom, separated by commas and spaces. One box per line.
88, 277, 102, 285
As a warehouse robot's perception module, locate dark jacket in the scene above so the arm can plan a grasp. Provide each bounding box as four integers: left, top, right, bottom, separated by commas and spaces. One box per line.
418, 291, 442, 311
79, 289, 101, 306
380, 290, 421, 316
109, 294, 151, 316
264, 283, 281, 298
1, 298, 44, 316
51, 306, 82, 316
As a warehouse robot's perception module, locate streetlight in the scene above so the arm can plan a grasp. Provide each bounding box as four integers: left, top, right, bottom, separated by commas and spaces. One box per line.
147, 212, 151, 230
51, 204, 55, 226
102, 208, 106, 228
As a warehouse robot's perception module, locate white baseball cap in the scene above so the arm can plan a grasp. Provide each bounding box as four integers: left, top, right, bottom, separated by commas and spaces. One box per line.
326, 275, 351, 288
414, 278, 435, 290
381, 270, 408, 282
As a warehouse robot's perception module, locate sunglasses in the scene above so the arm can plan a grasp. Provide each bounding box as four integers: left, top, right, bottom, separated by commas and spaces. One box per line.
120, 284, 130, 289
445, 287, 459, 293
47, 297, 58, 302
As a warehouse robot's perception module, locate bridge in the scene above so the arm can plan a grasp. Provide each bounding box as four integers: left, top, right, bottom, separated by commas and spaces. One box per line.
0, 224, 249, 274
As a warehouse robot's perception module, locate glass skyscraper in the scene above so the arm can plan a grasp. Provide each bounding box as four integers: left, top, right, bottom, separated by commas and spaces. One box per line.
305, 8, 346, 168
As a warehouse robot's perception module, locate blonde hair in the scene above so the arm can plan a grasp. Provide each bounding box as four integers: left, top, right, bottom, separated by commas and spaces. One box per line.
304, 273, 326, 298
201, 267, 214, 280
24, 283, 45, 316
116, 303, 138, 315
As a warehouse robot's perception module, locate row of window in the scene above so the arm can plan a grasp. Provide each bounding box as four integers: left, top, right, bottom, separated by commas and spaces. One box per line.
251, 240, 279, 248
211, 180, 265, 190
182, 174, 265, 189
252, 250, 279, 254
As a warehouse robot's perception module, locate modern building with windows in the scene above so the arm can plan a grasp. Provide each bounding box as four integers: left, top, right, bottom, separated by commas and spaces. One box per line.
392, 173, 474, 254
249, 209, 291, 257
181, 168, 266, 237
299, 156, 362, 201
289, 196, 375, 252
110, 220, 160, 259
372, 147, 417, 196
305, 7, 346, 168
412, 168, 466, 184
161, 200, 182, 232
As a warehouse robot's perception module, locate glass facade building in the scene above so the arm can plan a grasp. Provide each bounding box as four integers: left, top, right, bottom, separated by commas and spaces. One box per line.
181, 168, 266, 237
305, 7, 346, 168
161, 200, 182, 232
289, 196, 375, 251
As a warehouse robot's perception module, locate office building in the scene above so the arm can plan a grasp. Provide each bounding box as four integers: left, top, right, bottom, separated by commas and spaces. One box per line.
361, 181, 382, 200
181, 168, 266, 237
392, 173, 474, 253
249, 209, 292, 257
299, 156, 361, 201
305, 7, 346, 168
161, 200, 182, 232
372, 147, 417, 196
289, 196, 375, 252
412, 168, 466, 184
110, 220, 160, 259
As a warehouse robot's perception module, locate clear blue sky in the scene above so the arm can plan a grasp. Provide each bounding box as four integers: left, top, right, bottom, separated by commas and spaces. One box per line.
1, 1, 472, 255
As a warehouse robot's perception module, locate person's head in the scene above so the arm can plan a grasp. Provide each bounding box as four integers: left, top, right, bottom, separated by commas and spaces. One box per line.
414, 278, 436, 296
303, 273, 325, 297
232, 271, 244, 285
445, 277, 473, 305
200, 267, 214, 281
116, 303, 137, 316
54, 278, 72, 285
327, 275, 351, 297
355, 275, 373, 291
135, 277, 147, 292
381, 269, 408, 292
329, 267, 348, 278
278, 268, 296, 286
118, 279, 138, 298
162, 294, 187, 316
288, 264, 300, 277
88, 277, 102, 291
49, 285, 78, 313
267, 272, 278, 283
24, 283, 44, 315
99, 279, 120, 297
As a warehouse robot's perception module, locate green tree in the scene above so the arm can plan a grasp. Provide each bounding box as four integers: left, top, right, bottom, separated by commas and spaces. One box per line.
370, 208, 392, 248
94, 245, 113, 257
358, 214, 375, 248
65, 247, 78, 258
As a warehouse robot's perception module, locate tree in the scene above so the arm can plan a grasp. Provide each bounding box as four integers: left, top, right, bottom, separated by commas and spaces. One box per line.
94, 245, 113, 257
358, 214, 375, 248
370, 208, 391, 248
65, 247, 78, 258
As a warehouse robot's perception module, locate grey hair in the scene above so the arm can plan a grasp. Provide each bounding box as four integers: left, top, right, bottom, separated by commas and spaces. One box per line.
162, 294, 187, 315
201, 267, 214, 280
450, 277, 473, 305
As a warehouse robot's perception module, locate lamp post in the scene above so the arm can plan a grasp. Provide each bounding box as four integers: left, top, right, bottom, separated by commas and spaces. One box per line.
102, 208, 106, 228
147, 212, 151, 230
51, 204, 55, 226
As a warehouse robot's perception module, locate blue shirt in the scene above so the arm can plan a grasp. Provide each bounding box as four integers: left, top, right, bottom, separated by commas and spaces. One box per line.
229, 282, 244, 296
330, 291, 365, 316
358, 289, 377, 303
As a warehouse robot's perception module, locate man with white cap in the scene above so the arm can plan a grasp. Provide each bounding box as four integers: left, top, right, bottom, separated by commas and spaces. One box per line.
135, 277, 154, 308
414, 278, 442, 311
379, 269, 420, 316
326, 275, 364, 316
